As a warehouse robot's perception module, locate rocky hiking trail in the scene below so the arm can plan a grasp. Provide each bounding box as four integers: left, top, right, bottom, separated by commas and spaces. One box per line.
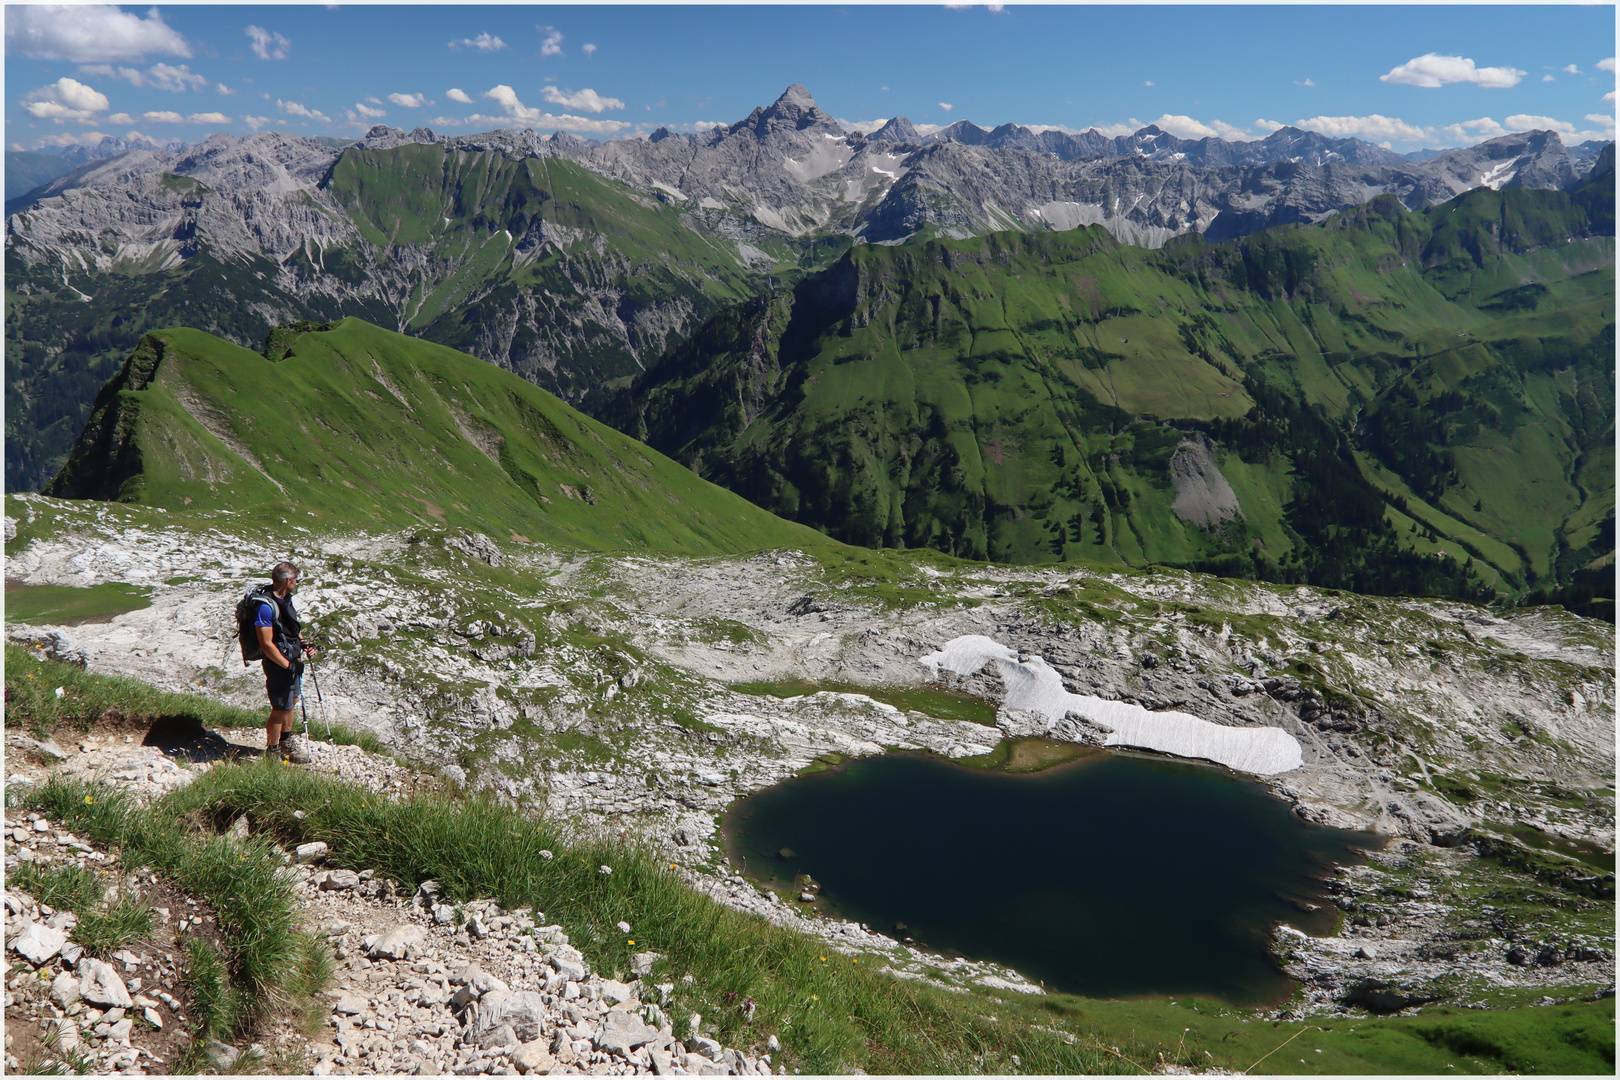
5, 722, 781, 1076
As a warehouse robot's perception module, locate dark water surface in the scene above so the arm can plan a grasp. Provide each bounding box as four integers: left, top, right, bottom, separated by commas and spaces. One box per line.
725, 750, 1380, 1006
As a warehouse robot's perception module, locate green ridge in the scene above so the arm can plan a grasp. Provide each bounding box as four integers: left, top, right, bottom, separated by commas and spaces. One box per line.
43, 317, 830, 555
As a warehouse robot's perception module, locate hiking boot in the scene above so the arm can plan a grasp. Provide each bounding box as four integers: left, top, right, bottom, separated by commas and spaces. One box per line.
265, 742, 284, 763
281, 734, 313, 764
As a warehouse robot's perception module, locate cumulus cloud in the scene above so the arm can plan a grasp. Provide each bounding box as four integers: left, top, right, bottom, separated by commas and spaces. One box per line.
107, 113, 133, 125
1295, 78, 1316, 87
355, 102, 386, 118
539, 27, 564, 56
1144, 80, 1156, 87
1296, 114, 1431, 142
450, 33, 506, 52
1598, 58, 1616, 73
141, 110, 184, 124
78, 62, 207, 93
277, 99, 330, 123
29, 131, 110, 149
484, 85, 543, 124
6, 5, 190, 63
540, 87, 625, 113
1606, 91, 1617, 103
388, 93, 429, 108
1255, 118, 1286, 132
23, 77, 110, 123
1380, 53, 1524, 89
938, 102, 953, 112
1504, 114, 1577, 134
1544, 75, 1557, 82
217, 83, 238, 96
446, 88, 476, 105
246, 25, 291, 61
1563, 64, 1583, 75
1089, 119, 1145, 138
187, 112, 230, 125
1438, 117, 1507, 142
582, 43, 597, 56
242, 115, 275, 130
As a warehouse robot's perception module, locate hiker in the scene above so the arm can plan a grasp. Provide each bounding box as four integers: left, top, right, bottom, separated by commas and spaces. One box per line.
254, 561, 317, 762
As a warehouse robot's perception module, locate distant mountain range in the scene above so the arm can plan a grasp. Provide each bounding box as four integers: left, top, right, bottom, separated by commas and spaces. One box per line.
604, 153, 1614, 601
5, 84, 1612, 500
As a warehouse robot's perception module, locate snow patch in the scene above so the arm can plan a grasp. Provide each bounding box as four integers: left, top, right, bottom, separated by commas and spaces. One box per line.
920, 635, 1303, 775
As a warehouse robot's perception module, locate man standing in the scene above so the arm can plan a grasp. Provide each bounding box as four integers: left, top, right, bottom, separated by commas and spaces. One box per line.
255, 561, 316, 763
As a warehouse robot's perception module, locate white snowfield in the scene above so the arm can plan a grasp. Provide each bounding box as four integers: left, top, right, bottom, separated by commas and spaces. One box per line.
920, 635, 1303, 776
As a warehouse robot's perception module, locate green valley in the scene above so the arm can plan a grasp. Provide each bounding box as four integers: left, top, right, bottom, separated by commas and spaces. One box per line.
607, 152, 1615, 605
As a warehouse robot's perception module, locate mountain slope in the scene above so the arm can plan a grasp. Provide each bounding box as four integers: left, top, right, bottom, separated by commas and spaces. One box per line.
606, 168, 1615, 600
43, 318, 828, 555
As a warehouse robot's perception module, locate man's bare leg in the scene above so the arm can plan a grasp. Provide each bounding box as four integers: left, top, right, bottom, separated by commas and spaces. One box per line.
267, 707, 296, 754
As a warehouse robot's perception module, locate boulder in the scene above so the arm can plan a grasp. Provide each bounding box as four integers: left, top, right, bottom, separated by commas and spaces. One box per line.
319, 869, 362, 891
367, 924, 426, 961
11, 921, 68, 965
631, 951, 664, 976
475, 990, 549, 1042
600, 979, 637, 1005
595, 1009, 663, 1056
294, 841, 330, 863
76, 957, 133, 1008
333, 995, 369, 1015
1342, 977, 1437, 1014
512, 1040, 555, 1074
50, 971, 81, 1008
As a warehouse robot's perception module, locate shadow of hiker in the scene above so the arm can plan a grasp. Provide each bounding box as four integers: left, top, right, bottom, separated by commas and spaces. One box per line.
142, 714, 264, 763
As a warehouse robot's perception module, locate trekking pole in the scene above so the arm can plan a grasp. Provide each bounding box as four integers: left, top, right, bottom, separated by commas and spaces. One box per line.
308, 658, 332, 742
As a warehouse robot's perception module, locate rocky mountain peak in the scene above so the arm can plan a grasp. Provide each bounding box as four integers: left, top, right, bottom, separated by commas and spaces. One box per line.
751, 83, 841, 135
869, 116, 921, 143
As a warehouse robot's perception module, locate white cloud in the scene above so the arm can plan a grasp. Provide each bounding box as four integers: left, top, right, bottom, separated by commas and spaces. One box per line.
1089, 119, 1145, 138
242, 115, 274, 130
29, 131, 109, 149
1209, 120, 1253, 141
1586, 113, 1615, 127
446, 88, 475, 105
217, 83, 238, 96
1255, 119, 1286, 132
484, 85, 542, 124
1438, 117, 1507, 142
141, 111, 185, 124
245, 25, 291, 61
539, 28, 564, 57
277, 99, 330, 123
1598, 57, 1616, 73
938, 102, 953, 112
1150, 114, 1219, 139
1563, 64, 1584, 76
355, 102, 386, 119
582, 43, 597, 57
1505, 114, 1576, 134
6, 5, 190, 63
1296, 114, 1431, 142
540, 87, 625, 113
1295, 78, 1316, 87
107, 112, 133, 125
450, 33, 506, 52
187, 112, 230, 125
1380, 54, 1524, 89
388, 93, 429, 108
23, 77, 110, 123
1606, 90, 1617, 103
78, 62, 208, 93
1144, 80, 1156, 87
1543, 74, 1557, 82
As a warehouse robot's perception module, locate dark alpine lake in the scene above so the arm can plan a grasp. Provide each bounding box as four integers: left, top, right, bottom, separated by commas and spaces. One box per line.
724, 747, 1380, 1006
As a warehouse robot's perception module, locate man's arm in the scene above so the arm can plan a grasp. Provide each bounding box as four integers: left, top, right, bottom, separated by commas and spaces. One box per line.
256, 625, 293, 669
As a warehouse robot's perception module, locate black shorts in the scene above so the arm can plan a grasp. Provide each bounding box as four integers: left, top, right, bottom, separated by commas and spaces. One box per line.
263, 661, 303, 710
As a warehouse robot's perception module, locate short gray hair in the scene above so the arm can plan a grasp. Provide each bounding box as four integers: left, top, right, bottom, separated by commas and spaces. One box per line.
271, 562, 300, 586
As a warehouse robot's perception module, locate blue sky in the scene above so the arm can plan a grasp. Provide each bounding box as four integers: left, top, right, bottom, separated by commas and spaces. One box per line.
6, 4, 1616, 153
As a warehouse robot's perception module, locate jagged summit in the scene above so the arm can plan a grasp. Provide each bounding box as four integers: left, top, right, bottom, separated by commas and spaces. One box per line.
868, 116, 921, 143
729, 84, 844, 138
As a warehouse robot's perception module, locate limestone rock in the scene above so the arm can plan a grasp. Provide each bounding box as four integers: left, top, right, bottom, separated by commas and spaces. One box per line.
595, 1009, 663, 1056
367, 923, 426, 960
76, 957, 133, 1008
11, 921, 67, 964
